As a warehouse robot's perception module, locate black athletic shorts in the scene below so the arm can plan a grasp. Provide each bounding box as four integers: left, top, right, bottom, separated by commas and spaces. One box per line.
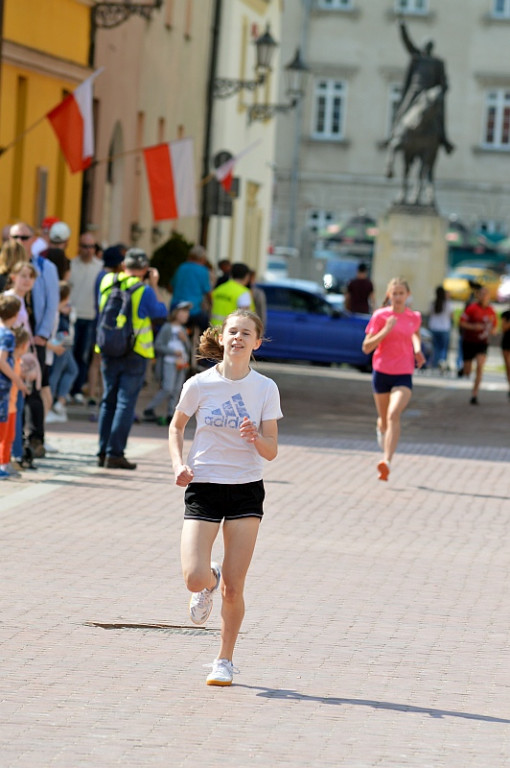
184, 481, 265, 523
462, 340, 488, 361
372, 370, 413, 394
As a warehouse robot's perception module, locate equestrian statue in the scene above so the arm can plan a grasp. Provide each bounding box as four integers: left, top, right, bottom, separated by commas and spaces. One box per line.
385, 18, 455, 207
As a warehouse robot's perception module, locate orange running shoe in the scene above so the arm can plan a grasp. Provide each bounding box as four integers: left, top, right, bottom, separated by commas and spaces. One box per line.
377, 460, 390, 481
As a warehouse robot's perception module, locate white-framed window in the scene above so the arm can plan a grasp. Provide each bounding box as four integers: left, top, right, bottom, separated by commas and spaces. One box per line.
483, 89, 510, 149
316, 0, 353, 9
307, 209, 336, 233
387, 84, 402, 136
395, 0, 429, 14
492, 0, 510, 18
312, 79, 346, 140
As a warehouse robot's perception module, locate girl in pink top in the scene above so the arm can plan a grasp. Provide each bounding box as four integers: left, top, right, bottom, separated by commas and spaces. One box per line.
362, 277, 425, 481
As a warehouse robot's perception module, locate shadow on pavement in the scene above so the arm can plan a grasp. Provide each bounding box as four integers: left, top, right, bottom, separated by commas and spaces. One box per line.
236, 685, 510, 724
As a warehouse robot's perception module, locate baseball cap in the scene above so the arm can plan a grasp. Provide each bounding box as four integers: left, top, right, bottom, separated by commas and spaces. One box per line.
124, 248, 149, 270
175, 301, 192, 310
49, 221, 71, 244
102, 245, 125, 268
41, 216, 60, 231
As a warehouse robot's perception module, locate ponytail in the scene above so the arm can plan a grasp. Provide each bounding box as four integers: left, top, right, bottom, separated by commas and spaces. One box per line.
197, 326, 224, 361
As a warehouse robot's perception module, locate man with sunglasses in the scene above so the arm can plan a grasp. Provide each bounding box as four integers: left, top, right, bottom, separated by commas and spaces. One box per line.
9, 222, 59, 458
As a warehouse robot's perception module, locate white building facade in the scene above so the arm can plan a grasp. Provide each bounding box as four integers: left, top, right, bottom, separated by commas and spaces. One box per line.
272, 0, 510, 274
206, 0, 282, 275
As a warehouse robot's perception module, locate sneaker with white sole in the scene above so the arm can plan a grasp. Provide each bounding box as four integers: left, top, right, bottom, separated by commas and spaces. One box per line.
53, 401, 68, 418
189, 562, 221, 625
45, 408, 67, 424
205, 658, 239, 686
0, 463, 21, 478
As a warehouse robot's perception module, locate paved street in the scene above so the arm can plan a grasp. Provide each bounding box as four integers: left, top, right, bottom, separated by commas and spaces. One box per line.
1, 362, 509, 767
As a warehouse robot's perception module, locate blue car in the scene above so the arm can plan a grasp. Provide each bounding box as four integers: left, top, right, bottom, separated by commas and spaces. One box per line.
255, 281, 371, 369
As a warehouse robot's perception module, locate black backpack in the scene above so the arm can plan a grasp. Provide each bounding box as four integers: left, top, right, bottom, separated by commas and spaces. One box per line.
97, 276, 144, 358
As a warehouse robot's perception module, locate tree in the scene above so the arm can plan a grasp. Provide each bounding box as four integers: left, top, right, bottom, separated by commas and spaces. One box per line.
151, 230, 194, 291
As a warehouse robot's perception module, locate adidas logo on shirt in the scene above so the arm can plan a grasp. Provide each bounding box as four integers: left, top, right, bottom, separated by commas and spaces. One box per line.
205, 393, 251, 429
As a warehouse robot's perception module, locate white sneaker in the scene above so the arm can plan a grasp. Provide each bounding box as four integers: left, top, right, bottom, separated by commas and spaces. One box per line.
205, 658, 239, 687
0, 463, 21, 478
73, 393, 85, 404
189, 562, 221, 626
46, 408, 67, 424
53, 401, 68, 418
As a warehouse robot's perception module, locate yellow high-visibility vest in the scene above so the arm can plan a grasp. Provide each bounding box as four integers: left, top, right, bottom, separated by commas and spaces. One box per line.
96, 272, 155, 358
210, 280, 255, 327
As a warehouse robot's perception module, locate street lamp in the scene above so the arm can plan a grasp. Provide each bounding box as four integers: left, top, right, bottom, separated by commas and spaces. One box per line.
247, 47, 309, 123
213, 24, 278, 99
92, 0, 163, 29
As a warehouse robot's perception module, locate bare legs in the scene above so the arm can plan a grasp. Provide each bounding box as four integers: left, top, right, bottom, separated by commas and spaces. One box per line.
463, 353, 486, 402
373, 386, 412, 478
217, 518, 259, 660
181, 520, 219, 593
180, 517, 260, 661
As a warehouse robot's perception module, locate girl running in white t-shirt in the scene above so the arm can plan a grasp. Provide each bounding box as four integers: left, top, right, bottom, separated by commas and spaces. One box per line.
169, 310, 282, 686
362, 277, 425, 482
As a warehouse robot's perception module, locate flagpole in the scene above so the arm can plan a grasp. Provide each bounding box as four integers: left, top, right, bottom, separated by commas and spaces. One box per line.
0, 114, 48, 157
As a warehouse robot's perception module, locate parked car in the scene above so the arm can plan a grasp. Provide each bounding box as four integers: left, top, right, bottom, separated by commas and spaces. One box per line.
443, 265, 501, 302
255, 281, 371, 369
264, 256, 289, 282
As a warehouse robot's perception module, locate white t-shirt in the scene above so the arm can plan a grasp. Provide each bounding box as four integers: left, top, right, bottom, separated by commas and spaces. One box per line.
69, 257, 103, 320
176, 365, 283, 484
428, 299, 453, 332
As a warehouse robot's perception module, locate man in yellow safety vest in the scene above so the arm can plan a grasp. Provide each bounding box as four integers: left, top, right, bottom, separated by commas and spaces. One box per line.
96, 248, 167, 470
210, 262, 255, 327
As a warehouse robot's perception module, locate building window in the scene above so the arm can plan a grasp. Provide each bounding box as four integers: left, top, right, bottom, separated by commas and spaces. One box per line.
483, 89, 510, 149
492, 0, 510, 18
316, 0, 353, 9
307, 210, 336, 233
312, 79, 346, 140
395, 0, 429, 14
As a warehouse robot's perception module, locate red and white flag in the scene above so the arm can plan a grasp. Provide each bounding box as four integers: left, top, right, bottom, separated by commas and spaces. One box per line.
214, 139, 262, 192
143, 138, 197, 222
47, 68, 103, 174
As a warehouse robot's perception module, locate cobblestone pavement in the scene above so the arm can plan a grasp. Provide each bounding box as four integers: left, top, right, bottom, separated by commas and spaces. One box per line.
1, 363, 509, 767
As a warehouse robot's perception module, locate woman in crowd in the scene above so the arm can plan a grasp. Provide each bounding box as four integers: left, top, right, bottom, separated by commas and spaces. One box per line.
428, 285, 453, 372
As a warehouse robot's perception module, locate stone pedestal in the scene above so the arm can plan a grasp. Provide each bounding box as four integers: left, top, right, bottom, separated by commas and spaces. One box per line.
372, 206, 448, 314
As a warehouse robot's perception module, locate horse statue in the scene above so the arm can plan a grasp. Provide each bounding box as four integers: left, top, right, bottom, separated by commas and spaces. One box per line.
385, 84, 443, 208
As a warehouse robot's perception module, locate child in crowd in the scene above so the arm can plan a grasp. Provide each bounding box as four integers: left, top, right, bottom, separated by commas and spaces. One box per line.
4, 260, 39, 462
0, 295, 28, 480
46, 282, 78, 423
0, 326, 30, 478
3, 260, 37, 334
143, 302, 191, 425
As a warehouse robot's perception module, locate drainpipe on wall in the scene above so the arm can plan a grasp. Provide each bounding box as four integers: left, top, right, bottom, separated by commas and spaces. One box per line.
200, 0, 222, 247
287, 0, 311, 250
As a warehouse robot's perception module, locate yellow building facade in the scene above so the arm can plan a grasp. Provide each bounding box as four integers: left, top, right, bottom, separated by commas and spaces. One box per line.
0, 0, 91, 249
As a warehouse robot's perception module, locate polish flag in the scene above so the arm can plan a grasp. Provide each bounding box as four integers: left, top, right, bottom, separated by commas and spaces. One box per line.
143, 138, 197, 222
214, 139, 262, 192
47, 69, 103, 174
